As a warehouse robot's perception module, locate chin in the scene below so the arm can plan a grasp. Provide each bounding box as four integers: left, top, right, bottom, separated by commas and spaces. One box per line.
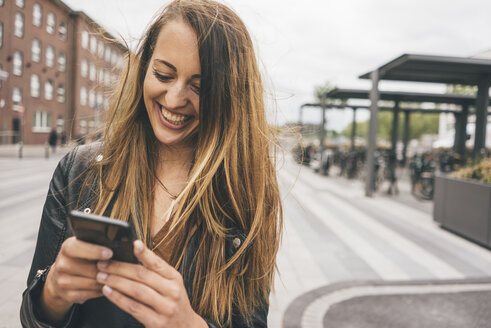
154, 127, 198, 147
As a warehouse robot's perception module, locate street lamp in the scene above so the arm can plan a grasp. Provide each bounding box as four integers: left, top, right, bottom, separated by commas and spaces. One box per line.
16, 103, 25, 158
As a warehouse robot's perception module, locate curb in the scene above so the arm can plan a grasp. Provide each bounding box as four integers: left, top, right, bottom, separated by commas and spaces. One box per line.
283, 278, 491, 328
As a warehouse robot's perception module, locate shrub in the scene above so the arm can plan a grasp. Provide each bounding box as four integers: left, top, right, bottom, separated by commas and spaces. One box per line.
451, 158, 491, 184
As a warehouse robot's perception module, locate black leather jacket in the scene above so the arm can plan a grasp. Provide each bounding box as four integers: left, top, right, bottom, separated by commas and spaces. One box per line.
20, 144, 268, 328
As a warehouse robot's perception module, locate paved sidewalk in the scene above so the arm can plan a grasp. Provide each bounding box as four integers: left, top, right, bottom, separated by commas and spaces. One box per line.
0, 155, 64, 327
270, 157, 491, 328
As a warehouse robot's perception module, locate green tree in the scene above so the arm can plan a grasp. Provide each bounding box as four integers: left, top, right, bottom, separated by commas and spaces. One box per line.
313, 81, 348, 106
314, 81, 335, 102
342, 111, 439, 140
447, 84, 477, 96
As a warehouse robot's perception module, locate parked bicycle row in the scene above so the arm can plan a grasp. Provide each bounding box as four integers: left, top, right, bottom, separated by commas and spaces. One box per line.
292, 143, 470, 200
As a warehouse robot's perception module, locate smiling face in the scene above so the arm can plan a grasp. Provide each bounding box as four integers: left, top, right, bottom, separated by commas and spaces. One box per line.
143, 19, 201, 148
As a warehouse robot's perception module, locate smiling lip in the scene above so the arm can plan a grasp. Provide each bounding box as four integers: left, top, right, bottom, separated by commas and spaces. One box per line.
156, 103, 194, 130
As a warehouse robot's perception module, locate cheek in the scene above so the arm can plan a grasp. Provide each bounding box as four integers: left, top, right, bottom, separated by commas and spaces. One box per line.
193, 97, 200, 116
143, 77, 156, 99
143, 81, 161, 116
142, 67, 160, 98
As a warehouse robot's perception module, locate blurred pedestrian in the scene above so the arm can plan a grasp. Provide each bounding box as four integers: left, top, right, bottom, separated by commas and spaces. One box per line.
387, 151, 399, 195
48, 129, 58, 153
60, 131, 67, 146
322, 149, 331, 176
21, 1, 282, 327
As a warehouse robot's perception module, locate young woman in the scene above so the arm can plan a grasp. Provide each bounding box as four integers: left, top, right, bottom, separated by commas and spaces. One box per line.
20, 0, 283, 327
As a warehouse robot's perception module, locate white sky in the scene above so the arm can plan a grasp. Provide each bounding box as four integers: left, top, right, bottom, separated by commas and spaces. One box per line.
63, 0, 491, 130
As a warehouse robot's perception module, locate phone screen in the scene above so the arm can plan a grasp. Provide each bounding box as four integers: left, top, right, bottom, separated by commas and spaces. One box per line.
68, 210, 138, 263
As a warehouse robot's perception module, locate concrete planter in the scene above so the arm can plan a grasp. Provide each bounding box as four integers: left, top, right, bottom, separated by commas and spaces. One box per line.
433, 175, 491, 248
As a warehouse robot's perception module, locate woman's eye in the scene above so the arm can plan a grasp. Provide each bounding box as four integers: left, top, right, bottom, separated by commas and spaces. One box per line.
153, 71, 172, 82
191, 84, 200, 94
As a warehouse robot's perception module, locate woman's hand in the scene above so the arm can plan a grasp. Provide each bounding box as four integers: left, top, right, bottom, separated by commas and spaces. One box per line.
41, 236, 113, 324
96, 240, 207, 328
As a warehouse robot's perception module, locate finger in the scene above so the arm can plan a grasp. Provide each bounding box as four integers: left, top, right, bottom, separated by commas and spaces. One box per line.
97, 272, 175, 315
97, 260, 176, 297
61, 237, 113, 261
55, 256, 99, 279
57, 274, 103, 291
65, 289, 103, 304
133, 240, 179, 280
102, 285, 161, 326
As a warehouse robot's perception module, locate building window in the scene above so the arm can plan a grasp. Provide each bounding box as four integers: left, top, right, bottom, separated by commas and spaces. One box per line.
0, 22, 3, 48
89, 90, 95, 108
111, 53, 121, 66
96, 92, 103, 110
89, 63, 96, 81
33, 111, 51, 133
81, 59, 88, 77
80, 86, 87, 106
81, 30, 88, 49
105, 47, 111, 63
97, 41, 104, 58
89, 119, 96, 132
98, 68, 104, 83
44, 79, 53, 100
57, 83, 65, 102
104, 70, 110, 86
30, 74, 40, 98
13, 51, 23, 76
58, 21, 67, 40
14, 12, 24, 38
46, 45, 54, 67
90, 36, 97, 54
79, 119, 87, 134
57, 115, 64, 133
46, 12, 55, 35
58, 51, 66, 71
32, 39, 41, 62
16, 0, 24, 8
13, 87, 22, 106
33, 3, 42, 27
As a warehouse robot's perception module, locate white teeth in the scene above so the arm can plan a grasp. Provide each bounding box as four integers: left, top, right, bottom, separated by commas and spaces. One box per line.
159, 104, 190, 125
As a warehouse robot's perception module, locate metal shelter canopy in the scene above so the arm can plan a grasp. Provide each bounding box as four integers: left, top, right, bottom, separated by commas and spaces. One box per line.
325, 88, 491, 106
359, 53, 491, 197
324, 87, 488, 169
298, 95, 472, 152
359, 54, 491, 84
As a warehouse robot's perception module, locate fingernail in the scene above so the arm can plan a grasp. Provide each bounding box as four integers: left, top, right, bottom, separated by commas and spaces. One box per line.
103, 285, 112, 295
97, 272, 108, 282
99, 260, 109, 268
134, 240, 144, 253
102, 249, 113, 259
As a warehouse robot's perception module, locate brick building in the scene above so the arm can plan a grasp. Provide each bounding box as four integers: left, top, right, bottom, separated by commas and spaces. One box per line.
0, 0, 125, 145
69, 11, 125, 142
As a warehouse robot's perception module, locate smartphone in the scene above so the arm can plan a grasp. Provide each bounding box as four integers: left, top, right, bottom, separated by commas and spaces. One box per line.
68, 210, 138, 263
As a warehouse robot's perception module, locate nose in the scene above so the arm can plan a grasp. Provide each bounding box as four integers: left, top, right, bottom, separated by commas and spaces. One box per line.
165, 83, 188, 109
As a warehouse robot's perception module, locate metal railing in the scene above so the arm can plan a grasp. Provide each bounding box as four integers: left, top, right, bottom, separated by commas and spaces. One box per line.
0, 131, 50, 159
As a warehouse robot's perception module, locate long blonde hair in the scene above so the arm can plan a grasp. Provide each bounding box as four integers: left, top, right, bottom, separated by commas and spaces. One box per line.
85, 0, 282, 325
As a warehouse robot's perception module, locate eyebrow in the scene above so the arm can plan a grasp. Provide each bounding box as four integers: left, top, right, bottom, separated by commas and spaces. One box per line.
154, 59, 201, 79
